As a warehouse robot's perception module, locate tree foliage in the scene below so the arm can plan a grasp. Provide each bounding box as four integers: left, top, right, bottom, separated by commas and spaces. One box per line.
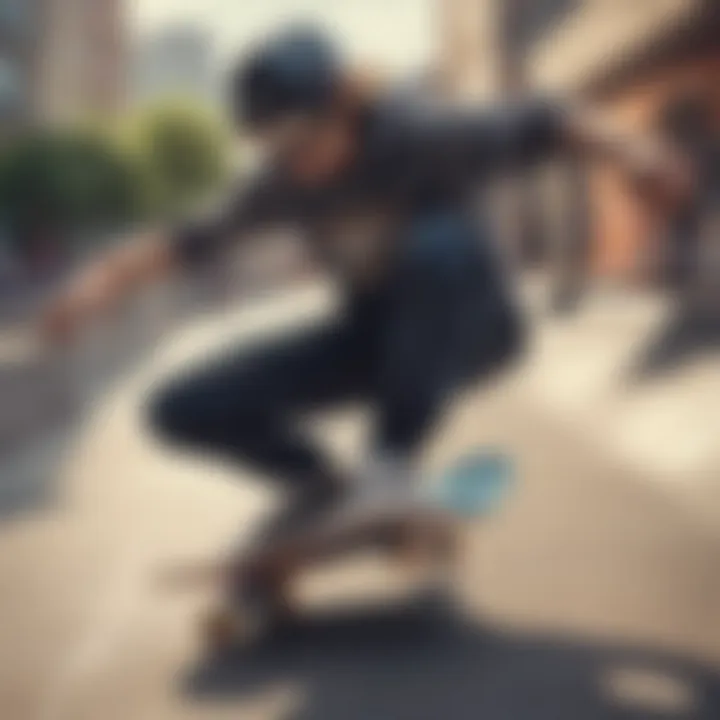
129, 101, 230, 215
0, 101, 232, 255
0, 129, 140, 252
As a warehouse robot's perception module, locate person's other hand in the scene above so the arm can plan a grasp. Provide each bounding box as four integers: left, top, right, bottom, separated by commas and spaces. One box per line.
625, 139, 695, 213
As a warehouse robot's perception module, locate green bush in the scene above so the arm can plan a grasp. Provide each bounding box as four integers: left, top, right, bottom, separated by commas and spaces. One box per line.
129, 101, 231, 216
0, 129, 142, 254
0, 101, 233, 257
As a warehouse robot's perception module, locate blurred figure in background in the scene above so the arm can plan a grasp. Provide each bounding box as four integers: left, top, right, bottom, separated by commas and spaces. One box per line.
41, 26, 689, 602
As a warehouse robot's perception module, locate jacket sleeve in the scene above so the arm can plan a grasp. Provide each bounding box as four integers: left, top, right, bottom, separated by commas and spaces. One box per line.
406, 97, 569, 179
170, 170, 287, 267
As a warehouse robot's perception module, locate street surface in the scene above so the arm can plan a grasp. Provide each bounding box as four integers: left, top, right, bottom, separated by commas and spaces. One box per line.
1, 283, 720, 720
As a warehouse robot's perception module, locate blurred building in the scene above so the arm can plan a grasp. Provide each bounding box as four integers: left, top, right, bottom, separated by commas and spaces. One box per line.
132, 25, 218, 109
0, 0, 126, 129
39, 0, 127, 123
438, 0, 502, 99
529, 0, 720, 289
440, 0, 720, 293
0, 0, 48, 130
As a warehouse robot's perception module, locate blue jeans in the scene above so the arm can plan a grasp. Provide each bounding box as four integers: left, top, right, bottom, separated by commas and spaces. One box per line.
149, 212, 524, 493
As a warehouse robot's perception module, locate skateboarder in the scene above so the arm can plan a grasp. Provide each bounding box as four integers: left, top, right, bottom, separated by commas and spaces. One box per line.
43, 27, 690, 594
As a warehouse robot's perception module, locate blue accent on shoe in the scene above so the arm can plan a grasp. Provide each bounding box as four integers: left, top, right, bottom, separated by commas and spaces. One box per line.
432, 450, 514, 518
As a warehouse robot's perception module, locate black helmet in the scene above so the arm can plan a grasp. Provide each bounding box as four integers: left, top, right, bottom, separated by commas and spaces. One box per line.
230, 26, 342, 129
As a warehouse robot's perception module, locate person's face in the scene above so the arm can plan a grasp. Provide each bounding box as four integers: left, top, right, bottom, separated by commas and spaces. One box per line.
253, 110, 357, 184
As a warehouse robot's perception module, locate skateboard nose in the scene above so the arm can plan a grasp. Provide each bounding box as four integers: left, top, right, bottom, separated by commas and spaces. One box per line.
435, 452, 514, 517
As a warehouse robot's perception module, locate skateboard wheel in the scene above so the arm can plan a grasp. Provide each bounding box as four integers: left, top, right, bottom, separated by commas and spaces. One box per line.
202, 606, 248, 651
202, 581, 297, 651
393, 521, 455, 565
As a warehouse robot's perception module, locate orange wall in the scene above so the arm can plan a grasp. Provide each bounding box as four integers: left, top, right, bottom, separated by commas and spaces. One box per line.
589, 51, 720, 283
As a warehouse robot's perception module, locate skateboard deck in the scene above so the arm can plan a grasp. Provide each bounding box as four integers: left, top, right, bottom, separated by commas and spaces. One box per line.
163, 450, 514, 648
239, 449, 514, 582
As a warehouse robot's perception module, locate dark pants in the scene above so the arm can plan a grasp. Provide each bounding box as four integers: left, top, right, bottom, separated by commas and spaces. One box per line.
149, 213, 524, 495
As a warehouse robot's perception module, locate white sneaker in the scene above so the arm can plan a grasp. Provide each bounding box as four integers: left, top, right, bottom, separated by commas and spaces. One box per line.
333, 453, 427, 525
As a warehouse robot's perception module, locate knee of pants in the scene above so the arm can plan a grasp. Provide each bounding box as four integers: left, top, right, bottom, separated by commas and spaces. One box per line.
146, 380, 266, 450
147, 383, 206, 447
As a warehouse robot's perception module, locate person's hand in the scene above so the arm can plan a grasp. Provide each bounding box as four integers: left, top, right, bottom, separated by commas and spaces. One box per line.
40, 268, 116, 346
623, 139, 695, 213
565, 105, 695, 211
39, 234, 174, 348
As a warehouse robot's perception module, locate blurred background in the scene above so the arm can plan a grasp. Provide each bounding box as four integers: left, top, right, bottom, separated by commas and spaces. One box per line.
1, 1, 720, 719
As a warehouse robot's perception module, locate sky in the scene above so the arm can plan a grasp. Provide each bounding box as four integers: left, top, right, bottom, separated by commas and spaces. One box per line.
129, 0, 437, 73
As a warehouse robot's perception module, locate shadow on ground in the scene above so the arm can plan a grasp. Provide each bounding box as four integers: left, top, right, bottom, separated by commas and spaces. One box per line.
0, 285, 195, 521
0, 271, 240, 521
184, 599, 720, 720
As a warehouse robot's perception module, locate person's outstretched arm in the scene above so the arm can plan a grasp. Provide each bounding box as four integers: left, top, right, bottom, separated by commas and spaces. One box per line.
41, 173, 279, 343
406, 97, 692, 205
42, 230, 179, 342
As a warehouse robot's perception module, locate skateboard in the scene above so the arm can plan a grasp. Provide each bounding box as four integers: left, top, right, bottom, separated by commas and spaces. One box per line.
165, 450, 514, 649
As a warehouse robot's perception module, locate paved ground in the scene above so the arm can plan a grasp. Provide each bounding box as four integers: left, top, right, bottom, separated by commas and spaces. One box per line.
1, 284, 720, 720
